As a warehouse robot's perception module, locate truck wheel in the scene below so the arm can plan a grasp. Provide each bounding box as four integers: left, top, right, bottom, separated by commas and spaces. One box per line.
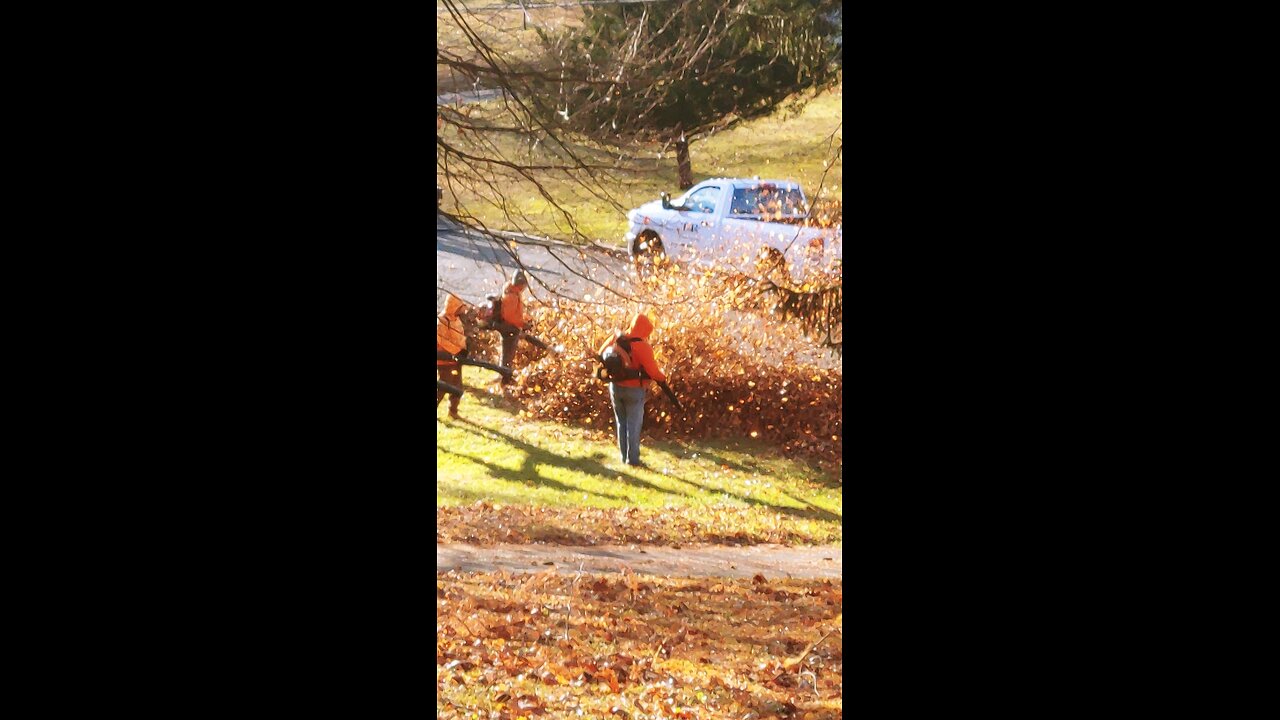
632, 231, 668, 276
633, 230, 665, 258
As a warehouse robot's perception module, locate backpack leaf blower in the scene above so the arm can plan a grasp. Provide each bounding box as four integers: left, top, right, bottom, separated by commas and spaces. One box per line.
594, 341, 684, 411
476, 294, 556, 353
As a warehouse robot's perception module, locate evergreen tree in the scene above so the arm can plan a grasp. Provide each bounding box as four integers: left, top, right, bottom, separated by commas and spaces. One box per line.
529, 0, 840, 188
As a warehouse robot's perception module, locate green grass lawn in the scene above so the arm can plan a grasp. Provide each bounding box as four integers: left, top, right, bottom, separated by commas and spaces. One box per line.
438, 85, 843, 245
436, 387, 842, 546
436, 3, 582, 94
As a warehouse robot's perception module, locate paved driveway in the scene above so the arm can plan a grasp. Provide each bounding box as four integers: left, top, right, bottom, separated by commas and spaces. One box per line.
436, 213, 632, 312
437, 543, 843, 579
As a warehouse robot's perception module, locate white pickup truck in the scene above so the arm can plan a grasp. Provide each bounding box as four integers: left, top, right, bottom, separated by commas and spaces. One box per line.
623, 178, 842, 279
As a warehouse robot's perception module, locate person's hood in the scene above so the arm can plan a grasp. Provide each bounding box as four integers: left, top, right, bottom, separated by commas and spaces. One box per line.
442, 294, 466, 320
627, 313, 653, 340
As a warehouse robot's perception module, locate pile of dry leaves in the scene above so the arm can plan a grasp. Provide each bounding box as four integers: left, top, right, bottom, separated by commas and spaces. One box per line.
465, 264, 842, 464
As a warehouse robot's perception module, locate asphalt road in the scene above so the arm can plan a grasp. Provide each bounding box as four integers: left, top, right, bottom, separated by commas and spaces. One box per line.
435, 213, 841, 370
435, 213, 633, 312
435, 88, 504, 106
437, 543, 843, 579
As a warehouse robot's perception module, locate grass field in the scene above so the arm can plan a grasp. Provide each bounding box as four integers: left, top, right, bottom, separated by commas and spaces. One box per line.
437, 2, 842, 243
436, 3, 582, 94
436, 387, 842, 546
437, 86, 843, 245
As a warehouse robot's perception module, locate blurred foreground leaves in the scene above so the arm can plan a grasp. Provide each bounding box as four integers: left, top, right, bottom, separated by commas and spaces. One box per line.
437, 569, 842, 719
437, 503, 840, 547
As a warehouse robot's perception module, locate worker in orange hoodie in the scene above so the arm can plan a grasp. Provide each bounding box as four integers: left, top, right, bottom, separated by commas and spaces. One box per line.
436, 293, 470, 418
597, 312, 666, 467
497, 269, 528, 385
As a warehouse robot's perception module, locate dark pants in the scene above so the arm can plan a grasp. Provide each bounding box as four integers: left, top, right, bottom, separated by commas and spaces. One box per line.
499, 332, 519, 384
437, 362, 462, 411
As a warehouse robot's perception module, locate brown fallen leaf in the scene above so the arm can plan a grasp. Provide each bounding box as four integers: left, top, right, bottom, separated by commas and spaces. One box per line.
599, 667, 620, 693
437, 570, 842, 717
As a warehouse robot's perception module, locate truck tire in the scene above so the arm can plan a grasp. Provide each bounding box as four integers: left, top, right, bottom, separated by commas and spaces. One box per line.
633, 230, 665, 258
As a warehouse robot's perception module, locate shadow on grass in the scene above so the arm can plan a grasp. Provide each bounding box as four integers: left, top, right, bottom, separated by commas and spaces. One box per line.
449, 421, 840, 526
656, 439, 758, 474
658, 470, 842, 524
779, 491, 842, 524
442, 394, 840, 527
456, 386, 520, 411
455, 389, 841, 486
655, 437, 842, 489
440, 447, 627, 502
445, 418, 692, 501
808, 472, 843, 490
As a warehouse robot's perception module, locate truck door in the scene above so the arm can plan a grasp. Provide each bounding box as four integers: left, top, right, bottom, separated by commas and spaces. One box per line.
673, 185, 723, 262
721, 185, 776, 269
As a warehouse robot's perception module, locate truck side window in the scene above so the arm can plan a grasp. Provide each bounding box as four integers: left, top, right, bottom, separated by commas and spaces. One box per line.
683, 187, 719, 214
730, 189, 758, 215
731, 187, 809, 216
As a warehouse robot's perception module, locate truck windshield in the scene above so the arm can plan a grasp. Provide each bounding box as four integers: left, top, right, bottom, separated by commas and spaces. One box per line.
730, 186, 808, 217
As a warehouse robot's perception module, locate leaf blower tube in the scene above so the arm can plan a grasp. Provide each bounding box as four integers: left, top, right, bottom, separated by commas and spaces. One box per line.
487, 319, 554, 353
437, 379, 464, 397
649, 375, 684, 411
436, 350, 515, 380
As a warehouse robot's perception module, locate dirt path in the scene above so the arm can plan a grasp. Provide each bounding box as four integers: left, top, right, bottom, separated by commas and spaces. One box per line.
437, 543, 842, 579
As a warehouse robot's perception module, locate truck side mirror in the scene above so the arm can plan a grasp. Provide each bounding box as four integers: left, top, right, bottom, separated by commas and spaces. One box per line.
660, 191, 672, 210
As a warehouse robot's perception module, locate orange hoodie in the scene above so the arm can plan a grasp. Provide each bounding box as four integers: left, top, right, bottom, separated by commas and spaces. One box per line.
597, 312, 666, 388
501, 282, 525, 330
437, 294, 467, 362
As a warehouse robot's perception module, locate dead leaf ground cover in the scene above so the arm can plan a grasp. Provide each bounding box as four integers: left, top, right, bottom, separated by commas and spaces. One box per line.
437, 569, 842, 719
437, 392, 841, 546
437, 504, 836, 547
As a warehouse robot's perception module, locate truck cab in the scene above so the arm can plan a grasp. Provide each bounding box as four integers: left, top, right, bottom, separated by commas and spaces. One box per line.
624, 178, 841, 280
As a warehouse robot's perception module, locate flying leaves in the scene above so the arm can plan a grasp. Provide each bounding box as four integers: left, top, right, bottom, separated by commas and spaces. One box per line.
463, 262, 842, 465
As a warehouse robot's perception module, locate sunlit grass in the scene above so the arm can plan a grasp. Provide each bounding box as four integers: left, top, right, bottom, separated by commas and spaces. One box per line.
436, 388, 842, 545
438, 85, 843, 244
436, 4, 583, 94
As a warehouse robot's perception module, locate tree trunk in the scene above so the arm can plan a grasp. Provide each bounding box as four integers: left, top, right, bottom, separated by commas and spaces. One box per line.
675, 137, 693, 190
